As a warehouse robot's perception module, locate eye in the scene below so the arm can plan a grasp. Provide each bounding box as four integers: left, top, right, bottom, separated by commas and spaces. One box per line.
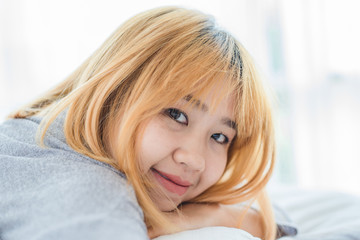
212, 133, 229, 144
165, 108, 188, 125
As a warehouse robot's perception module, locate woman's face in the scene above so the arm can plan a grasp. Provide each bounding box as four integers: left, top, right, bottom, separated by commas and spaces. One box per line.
137, 94, 236, 211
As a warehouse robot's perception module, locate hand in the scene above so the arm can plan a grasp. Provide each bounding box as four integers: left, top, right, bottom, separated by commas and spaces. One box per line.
147, 203, 263, 239
148, 203, 226, 239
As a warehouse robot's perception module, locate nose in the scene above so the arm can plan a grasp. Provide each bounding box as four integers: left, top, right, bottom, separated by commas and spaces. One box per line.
172, 144, 206, 173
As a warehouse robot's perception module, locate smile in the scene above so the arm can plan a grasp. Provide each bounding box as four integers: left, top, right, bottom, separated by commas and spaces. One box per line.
151, 168, 191, 196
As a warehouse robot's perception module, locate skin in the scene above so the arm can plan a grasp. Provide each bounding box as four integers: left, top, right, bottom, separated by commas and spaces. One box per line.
137, 94, 237, 211
135, 94, 263, 238
148, 203, 264, 239
109, 93, 264, 238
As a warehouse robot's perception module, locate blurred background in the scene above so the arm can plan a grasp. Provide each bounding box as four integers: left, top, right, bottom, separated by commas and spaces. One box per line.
1, 0, 359, 195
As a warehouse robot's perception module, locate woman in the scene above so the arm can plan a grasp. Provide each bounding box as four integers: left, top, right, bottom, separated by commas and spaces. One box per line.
0, 6, 277, 240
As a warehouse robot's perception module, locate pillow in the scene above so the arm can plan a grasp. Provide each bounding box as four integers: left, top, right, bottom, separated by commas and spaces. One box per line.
153, 226, 260, 240
152, 198, 297, 240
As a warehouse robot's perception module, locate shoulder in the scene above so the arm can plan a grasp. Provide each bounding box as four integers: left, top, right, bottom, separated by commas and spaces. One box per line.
1, 154, 147, 239
0, 118, 147, 239
1, 137, 140, 212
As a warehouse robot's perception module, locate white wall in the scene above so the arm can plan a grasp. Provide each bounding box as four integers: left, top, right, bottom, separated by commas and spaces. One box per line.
1, 0, 360, 195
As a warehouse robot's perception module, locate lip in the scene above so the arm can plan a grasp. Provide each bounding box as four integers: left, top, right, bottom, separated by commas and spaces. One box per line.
151, 168, 191, 196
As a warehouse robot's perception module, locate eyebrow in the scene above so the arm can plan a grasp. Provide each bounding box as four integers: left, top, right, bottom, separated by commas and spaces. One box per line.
184, 95, 237, 131
184, 95, 208, 112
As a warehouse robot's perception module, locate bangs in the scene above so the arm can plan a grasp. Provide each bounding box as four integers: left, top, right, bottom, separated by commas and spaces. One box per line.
132, 28, 243, 118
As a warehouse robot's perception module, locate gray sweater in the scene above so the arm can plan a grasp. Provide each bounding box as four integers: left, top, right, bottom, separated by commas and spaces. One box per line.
0, 113, 148, 240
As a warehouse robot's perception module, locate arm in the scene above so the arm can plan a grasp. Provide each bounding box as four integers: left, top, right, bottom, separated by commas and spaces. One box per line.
148, 203, 263, 239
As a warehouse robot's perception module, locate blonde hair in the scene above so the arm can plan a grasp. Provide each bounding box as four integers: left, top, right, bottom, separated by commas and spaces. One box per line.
10, 6, 276, 240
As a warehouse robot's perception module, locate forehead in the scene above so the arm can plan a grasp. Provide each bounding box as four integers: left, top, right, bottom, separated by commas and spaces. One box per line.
179, 94, 237, 131
184, 94, 234, 112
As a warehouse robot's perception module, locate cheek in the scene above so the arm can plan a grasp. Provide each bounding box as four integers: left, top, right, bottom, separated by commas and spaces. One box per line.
137, 119, 175, 172
203, 156, 227, 187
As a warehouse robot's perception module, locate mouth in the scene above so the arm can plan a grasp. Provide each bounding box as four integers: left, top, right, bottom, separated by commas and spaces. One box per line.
151, 168, 191, 196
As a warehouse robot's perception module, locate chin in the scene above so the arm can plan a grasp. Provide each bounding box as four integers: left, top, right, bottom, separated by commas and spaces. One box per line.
152, 195, 182, 212
160, 203, 178, 212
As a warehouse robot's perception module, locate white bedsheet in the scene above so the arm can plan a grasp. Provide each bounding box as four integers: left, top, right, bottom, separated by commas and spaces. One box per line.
270, 188, 360, 239
154, 188, 360, 240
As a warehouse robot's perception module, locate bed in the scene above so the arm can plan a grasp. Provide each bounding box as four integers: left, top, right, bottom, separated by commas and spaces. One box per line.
154, 187, 360, 240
